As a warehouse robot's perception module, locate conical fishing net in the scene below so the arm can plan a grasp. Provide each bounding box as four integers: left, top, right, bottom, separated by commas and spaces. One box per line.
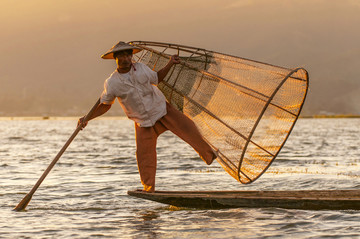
130, 41, 309, 184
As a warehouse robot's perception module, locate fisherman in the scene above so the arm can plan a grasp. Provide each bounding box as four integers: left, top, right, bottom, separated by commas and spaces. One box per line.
78, 41, 217, 192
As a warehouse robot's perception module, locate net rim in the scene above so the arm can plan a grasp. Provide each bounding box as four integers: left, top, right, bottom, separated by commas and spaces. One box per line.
238, 67, 309, 183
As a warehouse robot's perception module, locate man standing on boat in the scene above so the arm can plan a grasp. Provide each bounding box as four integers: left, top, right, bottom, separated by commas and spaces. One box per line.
78, 41, 216, 192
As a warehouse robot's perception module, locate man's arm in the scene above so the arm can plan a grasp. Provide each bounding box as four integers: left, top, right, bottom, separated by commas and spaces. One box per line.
157, 55, 181, 83
77, 103, 111, 128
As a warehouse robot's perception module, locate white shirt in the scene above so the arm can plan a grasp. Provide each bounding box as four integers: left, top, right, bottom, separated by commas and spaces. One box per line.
100, 62, 167, 127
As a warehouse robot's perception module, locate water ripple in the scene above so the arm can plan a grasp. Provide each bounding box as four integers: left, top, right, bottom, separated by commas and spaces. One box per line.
1, 118, 360, 238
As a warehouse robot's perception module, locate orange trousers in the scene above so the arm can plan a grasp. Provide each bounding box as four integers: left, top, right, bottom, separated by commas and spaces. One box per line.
135, 102, 215, 192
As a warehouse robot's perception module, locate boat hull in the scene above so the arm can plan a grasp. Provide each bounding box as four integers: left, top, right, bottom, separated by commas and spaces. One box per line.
127, 190, 360, 210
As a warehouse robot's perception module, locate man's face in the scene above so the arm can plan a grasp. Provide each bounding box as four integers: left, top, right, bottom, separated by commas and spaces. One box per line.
115, 50, 133, 71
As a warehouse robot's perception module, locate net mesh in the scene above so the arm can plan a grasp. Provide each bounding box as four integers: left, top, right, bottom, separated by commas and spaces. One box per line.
130, 41, 309, 184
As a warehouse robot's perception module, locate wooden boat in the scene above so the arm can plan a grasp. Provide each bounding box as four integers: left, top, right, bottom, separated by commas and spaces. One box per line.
127, 190, 360, 210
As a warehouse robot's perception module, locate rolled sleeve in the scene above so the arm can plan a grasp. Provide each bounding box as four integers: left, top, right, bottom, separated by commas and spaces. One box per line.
100, 79, 116, 105
142, 64, 158, 85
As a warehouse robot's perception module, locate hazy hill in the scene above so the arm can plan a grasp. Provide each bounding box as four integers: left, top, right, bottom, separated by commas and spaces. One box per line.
0, 0, 359, 116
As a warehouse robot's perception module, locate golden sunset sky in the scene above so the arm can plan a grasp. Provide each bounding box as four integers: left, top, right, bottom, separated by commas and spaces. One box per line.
1, 0, 360, 116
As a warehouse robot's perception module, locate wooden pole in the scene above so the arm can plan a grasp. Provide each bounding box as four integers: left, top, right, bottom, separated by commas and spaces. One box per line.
13, 98, 101, 211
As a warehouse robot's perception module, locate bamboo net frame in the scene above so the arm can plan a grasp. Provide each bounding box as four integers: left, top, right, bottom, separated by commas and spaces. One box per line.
129, 41, 309, 184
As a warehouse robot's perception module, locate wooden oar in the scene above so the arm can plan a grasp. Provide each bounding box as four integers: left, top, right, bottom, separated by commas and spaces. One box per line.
13, 98, 101, 211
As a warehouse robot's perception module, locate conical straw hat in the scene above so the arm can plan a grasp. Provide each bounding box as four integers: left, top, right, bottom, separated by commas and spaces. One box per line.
101, 41, 142, 59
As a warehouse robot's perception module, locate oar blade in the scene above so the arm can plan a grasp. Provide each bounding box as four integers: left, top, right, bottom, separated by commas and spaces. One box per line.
13, 194, 32, 211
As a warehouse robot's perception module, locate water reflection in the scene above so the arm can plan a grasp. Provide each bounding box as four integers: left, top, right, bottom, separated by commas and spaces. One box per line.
133, 210, 161, 238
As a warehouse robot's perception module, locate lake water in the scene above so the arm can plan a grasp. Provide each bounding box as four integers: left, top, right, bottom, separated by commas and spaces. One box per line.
1, 118, 360, 238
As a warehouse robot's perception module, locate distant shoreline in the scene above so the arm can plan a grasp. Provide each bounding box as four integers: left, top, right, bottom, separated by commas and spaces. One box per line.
0, 115, 359, 120
300, 115, 360, 119
0, 116, 128, 121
